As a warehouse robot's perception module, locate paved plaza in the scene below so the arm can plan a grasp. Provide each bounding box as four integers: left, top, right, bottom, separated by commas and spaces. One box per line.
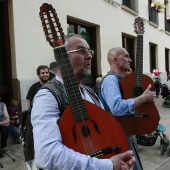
139, 96, 170, 170
0, 97, 170, 170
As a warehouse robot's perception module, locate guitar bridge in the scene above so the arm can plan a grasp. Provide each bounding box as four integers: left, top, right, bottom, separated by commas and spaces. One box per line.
90, 146, 121, 158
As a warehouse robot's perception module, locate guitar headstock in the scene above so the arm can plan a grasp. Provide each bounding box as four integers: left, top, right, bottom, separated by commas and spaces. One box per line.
39, 3, 65, 48
134, 16, 144, 35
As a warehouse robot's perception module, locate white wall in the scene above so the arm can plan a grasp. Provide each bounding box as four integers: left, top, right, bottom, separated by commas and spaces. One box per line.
8, 0, 170, 108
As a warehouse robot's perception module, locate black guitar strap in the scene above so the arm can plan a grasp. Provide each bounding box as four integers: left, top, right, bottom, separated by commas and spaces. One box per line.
98, 71, 124, 112
42, 78, 102, 116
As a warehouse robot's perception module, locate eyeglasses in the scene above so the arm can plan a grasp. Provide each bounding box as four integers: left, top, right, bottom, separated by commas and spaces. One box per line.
67, 48, 94, 57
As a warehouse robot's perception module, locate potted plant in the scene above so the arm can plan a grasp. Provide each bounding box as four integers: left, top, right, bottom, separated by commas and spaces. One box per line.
151, 1, 166, 12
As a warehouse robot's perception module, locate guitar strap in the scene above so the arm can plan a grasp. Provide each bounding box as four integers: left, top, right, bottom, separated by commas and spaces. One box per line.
81, 84, 102, 108
98, 71, 124, 112
42, 78, 69, 116
42, 78, 102, 116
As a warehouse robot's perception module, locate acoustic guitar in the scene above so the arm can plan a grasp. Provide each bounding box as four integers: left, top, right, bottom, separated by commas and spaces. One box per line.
115, 17, 160, 135
39, 3, 128, 158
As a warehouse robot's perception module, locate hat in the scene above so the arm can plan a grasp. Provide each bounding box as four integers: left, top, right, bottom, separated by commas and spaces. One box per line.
49, 62, 58, 69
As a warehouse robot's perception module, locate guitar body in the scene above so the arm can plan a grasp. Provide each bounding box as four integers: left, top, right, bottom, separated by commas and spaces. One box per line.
116, 73, 160, 135
59, 100, 128, 158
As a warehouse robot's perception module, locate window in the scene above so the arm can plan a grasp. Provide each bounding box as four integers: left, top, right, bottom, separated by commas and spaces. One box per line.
165, 49, 170, 76
67, 21, 97, 87
165, 19, 170, 32
122, 0, 139, 12
149, 43, 157, 72
122, 34, 135, 72
165, 0, 170, 32
148, 0, 159, 25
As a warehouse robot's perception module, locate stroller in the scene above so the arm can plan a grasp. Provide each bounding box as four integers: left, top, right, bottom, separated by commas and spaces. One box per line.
136, 124, 170, 156
161, 84, 170, 108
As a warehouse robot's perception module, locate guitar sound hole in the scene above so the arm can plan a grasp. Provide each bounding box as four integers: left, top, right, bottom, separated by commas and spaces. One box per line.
133, 86, 143, 97
81, 125, 90, 137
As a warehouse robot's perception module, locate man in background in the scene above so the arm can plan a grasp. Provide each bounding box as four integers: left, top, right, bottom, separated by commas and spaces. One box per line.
26, 65, 49, 109
49, 62, 60, 80
25, 65, 49, 169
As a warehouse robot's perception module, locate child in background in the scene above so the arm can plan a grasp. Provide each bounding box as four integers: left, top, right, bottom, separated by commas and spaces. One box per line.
8, 99, 20, 126
151, 69, 162, 98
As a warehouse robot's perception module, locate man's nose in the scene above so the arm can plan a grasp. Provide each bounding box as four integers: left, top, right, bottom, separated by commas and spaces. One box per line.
85, 52, 92, 60
128, 57, 132, 62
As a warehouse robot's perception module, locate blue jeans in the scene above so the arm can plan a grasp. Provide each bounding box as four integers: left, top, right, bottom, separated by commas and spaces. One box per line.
6, 123, 20, 139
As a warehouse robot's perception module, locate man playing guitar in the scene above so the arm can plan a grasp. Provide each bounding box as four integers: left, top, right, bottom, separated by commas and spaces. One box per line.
31, 35, 135, 170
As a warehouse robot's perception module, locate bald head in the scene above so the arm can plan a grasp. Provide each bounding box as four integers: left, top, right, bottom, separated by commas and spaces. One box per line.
107, 47, 131, 75
107, 47, 125, 65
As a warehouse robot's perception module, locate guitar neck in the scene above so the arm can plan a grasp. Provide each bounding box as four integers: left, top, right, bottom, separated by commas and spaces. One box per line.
135, 34, 143, 86
53, 46, 89, 122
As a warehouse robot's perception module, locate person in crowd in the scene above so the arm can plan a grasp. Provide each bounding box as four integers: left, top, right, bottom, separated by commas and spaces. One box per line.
125, 68, 133, 75
0, 98, 21, 147
8, 99, 20, 126
49, 62, 61, 80
0, 96, 9, 157
6, 122, 21, 144
99, 47, 156, 170
31, 34, 135, 170
151, 69, 161, 98
26, 65, 49, 109
25, 65, 49, 170
93, 77, 102, 95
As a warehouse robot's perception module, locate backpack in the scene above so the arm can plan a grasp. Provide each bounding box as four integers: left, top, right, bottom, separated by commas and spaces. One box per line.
19, 78, 101, 162
98, 71, 123, 112
161, 84, 170, 99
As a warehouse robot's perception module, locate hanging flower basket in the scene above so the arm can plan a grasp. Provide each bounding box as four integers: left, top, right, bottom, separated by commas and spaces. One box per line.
151, 1, 166, 12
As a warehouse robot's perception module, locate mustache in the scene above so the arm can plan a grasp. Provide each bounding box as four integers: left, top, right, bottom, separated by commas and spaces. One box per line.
82, 61, 91, 67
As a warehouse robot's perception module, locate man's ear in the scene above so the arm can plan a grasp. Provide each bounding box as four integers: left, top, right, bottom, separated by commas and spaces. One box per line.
113, 57, 118, 64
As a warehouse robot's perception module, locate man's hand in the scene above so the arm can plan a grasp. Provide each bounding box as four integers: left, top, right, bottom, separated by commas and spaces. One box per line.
1, 119, 9, 126
142, 84, 156, 103
110, 150, 135, 170
134, 84, 156, 108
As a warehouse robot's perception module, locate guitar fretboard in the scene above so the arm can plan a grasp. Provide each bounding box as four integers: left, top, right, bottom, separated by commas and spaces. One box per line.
54, 46, 89, 122
135, 35, 143, 87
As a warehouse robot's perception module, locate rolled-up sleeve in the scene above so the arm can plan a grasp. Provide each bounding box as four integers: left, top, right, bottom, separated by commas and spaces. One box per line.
101, 75, 135, 116
31, 89, 113, 170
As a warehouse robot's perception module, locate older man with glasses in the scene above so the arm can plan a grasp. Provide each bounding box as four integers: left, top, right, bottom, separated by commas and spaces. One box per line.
31, 34, 135, 170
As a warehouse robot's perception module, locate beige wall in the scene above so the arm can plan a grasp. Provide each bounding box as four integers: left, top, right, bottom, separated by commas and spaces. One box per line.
8, 0, 170, 109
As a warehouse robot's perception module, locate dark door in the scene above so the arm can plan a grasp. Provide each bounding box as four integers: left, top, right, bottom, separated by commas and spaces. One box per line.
122, 34, 135, 72
165, 49, 169, 76
0, 0, 12, 105
149, 43, 156, 72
